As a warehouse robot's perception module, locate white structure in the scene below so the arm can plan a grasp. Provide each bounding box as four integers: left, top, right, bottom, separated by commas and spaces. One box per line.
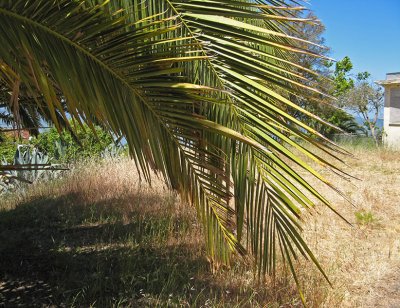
376, 73, 400, 149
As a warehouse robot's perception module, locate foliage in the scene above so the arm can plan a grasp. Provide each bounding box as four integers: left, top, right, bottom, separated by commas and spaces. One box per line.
1, 124, 117, 163
307, 56, 365, 138
0, 1, 353, 300
1, 73, 81, 136
324, 108, 364, 137
287, 16, 361, 137
31, 123, 116, 162
355, 210, 376, 226
331, 56, 355, 97
300, 102, 362, 138
0, 145, 63, 194
320, 57, 363, 137
0, 132, 20, 163
340, 77, 384, 146
101, 143, 126, 160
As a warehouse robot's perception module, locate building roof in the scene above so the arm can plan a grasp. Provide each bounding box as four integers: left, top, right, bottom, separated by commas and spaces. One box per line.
376, 79, 400, 86
376, 72, 400, 86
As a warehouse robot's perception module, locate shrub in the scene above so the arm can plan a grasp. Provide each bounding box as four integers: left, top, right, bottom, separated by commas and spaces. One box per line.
0, 145, 64, 194
31, 123, 117, 162
355, 210, 375, 225
0, 132, 26, 163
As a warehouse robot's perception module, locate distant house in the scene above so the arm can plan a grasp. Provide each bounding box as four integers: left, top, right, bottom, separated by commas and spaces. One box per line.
376, 72, 400, 149
3, 129, 31, 141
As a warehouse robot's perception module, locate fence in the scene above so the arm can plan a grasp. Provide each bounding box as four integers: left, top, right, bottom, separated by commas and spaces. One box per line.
332, 133, 382, 147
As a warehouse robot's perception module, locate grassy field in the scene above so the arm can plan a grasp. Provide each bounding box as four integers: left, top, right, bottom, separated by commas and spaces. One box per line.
302, 146, 400, 307
0, 146, 399, 307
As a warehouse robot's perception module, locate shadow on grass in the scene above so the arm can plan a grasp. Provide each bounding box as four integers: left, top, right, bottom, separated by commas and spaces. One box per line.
0, 190, 303, 307
0, 192, 216, 307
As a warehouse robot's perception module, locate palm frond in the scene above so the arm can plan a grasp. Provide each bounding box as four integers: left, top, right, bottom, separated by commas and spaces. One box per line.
0, 0, 351, 301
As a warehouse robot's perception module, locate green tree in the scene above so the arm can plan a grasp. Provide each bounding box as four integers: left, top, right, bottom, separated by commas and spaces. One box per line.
304, 56, 362, 138
341, 75, 384, 146
0, 79, 76, 136
318, 56, 363, 137
332, 56, 355, 97
31, 123, 115, 162
0, 1, 351, 300
286, 14, 361, 137
0, 131, 19, 163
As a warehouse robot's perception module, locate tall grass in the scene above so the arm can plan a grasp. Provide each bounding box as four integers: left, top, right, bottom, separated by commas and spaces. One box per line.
332, 134, 379, 150
0, 159, 306, 307
1, 146, 399, 307
301, 146, 400, 307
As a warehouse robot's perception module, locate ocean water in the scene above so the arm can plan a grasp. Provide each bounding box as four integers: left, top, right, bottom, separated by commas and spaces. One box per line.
355, 116, 383, 128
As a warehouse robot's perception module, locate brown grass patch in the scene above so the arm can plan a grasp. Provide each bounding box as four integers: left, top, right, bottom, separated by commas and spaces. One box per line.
0, 158, 300, 307
301, 147, 400, 307
0, 147, 399, 307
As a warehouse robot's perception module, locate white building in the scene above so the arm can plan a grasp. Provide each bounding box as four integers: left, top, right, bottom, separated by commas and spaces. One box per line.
376, 73, 400, 149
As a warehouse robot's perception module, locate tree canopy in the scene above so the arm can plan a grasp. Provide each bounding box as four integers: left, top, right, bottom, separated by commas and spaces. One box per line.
341, 75, 384, 145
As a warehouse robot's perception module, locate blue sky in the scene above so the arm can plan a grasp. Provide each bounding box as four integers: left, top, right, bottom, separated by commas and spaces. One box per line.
309, 0, 400, 81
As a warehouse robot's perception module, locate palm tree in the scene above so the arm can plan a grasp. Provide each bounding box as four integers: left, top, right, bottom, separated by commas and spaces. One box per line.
0, 0, 351, 301
0, 63, 85, 139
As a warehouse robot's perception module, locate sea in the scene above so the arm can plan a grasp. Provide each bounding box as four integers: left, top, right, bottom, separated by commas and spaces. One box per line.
355, 116, 383, 128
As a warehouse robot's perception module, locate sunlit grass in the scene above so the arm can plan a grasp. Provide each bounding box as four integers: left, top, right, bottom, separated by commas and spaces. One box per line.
1, 145, 399, 307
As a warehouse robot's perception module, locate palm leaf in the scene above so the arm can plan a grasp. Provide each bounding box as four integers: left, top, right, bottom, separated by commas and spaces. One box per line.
0, 1, 351, 302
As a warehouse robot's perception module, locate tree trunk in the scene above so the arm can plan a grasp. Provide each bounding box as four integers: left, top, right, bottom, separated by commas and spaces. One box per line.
369, 123, 379, 147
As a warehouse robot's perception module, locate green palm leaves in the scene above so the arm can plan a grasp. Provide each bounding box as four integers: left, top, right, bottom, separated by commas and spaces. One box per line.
0, 0, 349, 301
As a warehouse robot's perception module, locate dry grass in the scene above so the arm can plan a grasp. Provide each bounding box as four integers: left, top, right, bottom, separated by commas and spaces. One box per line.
0, 146, 399, 307
0, 159, 301, 307
301, 147, 400, 307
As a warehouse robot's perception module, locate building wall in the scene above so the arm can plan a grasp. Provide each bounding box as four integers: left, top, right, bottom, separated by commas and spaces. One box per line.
383, 85, 400, 149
